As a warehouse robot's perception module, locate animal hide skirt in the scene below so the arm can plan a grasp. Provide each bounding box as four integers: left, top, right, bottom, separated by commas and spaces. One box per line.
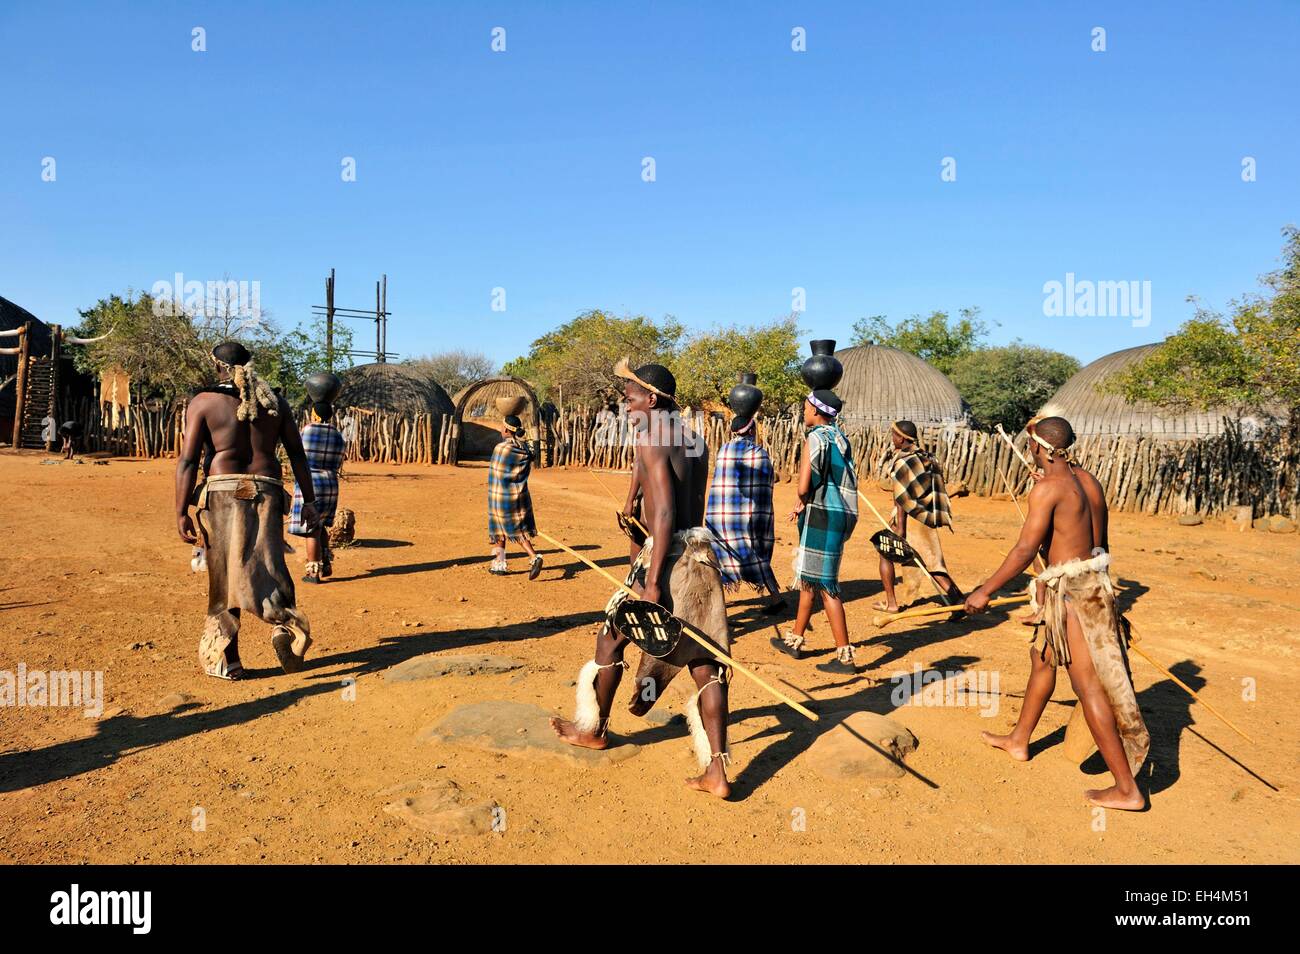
1032, 551, 1149, 776
194, 474, 311, 678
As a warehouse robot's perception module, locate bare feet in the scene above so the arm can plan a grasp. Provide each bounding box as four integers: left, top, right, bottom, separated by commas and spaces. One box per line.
549, 717, 609, 750
981, 730, 1030, 761
1018, 608, 1044, 626
685, 761, 731, 798
1085, 785, 1146, 811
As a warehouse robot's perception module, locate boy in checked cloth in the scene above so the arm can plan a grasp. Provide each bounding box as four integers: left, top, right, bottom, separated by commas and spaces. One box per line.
875, 420, 964, 613
175, 342, 318, 680
772, 389, 860, 675
705, 394, 785, 615
965, 416, 1149, 811
290, 391, 346, 585
487, 415, 543, 579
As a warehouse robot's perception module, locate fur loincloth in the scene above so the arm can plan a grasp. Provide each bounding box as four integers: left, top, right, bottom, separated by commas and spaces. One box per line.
576, 528, 731, 765
1031, 551, 1149, 776
195, 475, 309, 653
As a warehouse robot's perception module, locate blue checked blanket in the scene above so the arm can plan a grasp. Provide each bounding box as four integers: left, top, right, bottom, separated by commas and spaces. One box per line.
705, 437, 779, 593
793, 425, 858, 595
290, 422, 345, 535
488, 438, 536, 541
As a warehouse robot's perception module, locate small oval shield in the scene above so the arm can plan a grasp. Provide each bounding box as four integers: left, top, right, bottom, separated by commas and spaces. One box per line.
611, 599, 682, 658
871, 529, 923, 566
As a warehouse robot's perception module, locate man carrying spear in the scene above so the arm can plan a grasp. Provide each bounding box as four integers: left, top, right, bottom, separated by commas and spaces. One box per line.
964, 416, 1149, 810
551, 360, 733, 798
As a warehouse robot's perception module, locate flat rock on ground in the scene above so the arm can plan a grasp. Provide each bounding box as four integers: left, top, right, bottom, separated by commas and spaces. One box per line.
803, 711, 918, 780
420, 700, 640, 766
384, 653, 524, 682
380, 779, 499, 836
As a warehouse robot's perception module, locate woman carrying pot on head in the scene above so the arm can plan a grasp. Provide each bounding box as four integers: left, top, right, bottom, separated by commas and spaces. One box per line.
291, 373, 346, 584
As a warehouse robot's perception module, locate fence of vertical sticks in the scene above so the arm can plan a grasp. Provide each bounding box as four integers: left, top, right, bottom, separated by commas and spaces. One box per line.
52, 396, 1299, 518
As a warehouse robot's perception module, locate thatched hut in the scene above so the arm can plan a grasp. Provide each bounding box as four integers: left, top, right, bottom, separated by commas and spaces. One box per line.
451, 375, 545, 462
336, 362, 454, 415
832, 342, 970, 428
1035, 343, 1275, 439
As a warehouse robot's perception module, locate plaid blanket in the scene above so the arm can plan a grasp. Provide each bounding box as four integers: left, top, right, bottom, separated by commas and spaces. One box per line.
890, 449, 953, 531
705, 437, 779, 592
488, 437, 536, 541
793, 425, 858, 595
290, 422, 345, 534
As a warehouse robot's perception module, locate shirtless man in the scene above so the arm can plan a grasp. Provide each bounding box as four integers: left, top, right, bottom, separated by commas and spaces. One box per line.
1019, 423, 1108, 626
175, 341, 319, 679
552, 360, 731, 797
964, 417, 1149, 810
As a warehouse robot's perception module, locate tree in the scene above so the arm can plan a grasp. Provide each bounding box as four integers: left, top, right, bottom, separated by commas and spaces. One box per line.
850, 307, 990, 374
948, 343, 1080, 432
1106, 227, 1300, 411
71, 287, 351, 406
672, 316, 803, 414
404, 349, 496, 395
501, 309, 683, 406
257, 315, 354, 405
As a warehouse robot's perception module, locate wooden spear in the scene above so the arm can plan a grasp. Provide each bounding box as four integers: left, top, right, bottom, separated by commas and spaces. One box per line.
536, 529, 819, 723
873, 595, 1029, 628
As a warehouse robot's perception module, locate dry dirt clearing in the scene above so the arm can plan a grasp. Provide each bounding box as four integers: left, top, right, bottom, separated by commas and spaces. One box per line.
1, 452, 1296, 864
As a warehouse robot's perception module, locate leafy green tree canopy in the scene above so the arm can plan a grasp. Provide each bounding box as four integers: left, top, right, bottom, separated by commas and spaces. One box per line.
947, 343, 1080, 432
672, 316, 803, 414
71, 289, 351, 406
1106, 227, 1300, 411
502, 309, 683, 406
850, 307, 989, 375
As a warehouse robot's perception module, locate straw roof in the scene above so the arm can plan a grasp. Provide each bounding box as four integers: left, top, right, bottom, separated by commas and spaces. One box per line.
832, 343, 969, 427
453, 378, 534, 421
336, 362, 454, 415
1035, 343, 1271, 440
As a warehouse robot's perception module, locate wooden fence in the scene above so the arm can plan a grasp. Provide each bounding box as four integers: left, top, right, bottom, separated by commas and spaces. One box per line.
50, 397, 1299, 518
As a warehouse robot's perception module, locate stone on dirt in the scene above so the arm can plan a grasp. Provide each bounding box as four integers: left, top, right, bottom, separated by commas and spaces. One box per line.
420, 700, 640, 766
803, 711, 918, 780
1177, 514, 1203, 526
381, 779, 498, 836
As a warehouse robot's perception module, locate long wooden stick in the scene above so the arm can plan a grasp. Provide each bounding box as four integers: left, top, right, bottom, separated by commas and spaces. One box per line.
536, 529, 819, 722
989, 429, 1045, 575
588, 468, 649, 538
856, 489, 952, 604
994, 423, 1036, 472
874, 595, 1029, 628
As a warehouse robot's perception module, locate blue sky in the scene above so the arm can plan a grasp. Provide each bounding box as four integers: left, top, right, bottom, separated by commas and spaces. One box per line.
2, 1, 1297, 368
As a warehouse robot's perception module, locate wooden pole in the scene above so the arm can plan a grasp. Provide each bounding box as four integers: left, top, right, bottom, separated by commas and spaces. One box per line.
536, 529, 819, 722
326, 268, 335, 372
874, 595, 1028, 628
10, 322, 29, 448
856, 489, 952, 603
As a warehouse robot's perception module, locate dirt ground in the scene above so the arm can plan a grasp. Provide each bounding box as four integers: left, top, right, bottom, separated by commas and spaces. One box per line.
1, 450, 1296, 865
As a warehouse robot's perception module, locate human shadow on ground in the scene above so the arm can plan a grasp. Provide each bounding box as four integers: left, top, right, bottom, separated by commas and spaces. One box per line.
331, 544, 604, 581
1113, 578, 1149, 615
0, 606, 605, 793
692, 652, 984, 800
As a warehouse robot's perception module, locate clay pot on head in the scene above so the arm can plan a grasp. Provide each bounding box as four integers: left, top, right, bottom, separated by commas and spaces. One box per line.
305, 372, 343, 404
801, 339, 843, 390
495, 395, 528, 417
727, 372, 763, 419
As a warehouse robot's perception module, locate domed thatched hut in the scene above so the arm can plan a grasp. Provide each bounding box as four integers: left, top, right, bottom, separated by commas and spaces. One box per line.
832, 342, 970, 427
451, 375, 545, 462
336, 362, 454, 415
1035, 343, 1273, 440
